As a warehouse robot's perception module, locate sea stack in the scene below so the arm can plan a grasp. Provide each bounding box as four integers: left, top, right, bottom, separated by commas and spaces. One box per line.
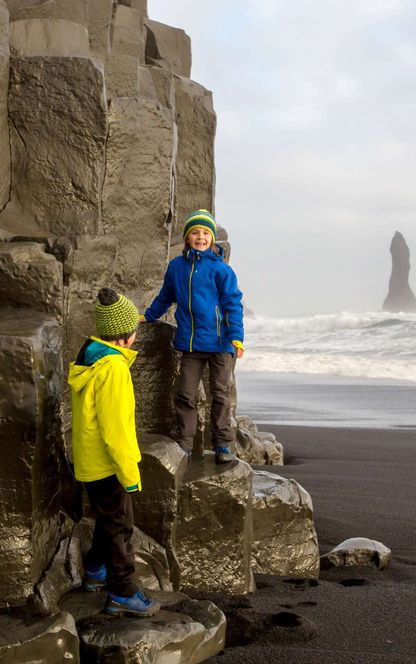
383, 231, 416, 312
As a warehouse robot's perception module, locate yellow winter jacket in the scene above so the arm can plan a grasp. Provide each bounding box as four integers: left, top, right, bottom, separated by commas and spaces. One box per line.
67, 337, 141, 492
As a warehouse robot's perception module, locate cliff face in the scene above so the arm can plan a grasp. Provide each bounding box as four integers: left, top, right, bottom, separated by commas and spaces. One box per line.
383, 231, 416, 313
0, 0, 217, 607
0, 6, 306, 650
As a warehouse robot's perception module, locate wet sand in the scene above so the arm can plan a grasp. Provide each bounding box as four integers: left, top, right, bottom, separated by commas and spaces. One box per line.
206, 425, 416, 663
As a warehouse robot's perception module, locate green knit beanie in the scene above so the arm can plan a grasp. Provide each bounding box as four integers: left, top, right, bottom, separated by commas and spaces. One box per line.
95, 288, 139, 340
183, 209, 217, 242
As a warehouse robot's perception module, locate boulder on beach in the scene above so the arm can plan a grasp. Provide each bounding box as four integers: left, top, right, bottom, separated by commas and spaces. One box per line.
251, 471, 320, 579
320, 537, 391, 569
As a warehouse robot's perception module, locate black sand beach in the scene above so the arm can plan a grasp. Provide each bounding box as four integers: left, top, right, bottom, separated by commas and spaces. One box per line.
206, 425, 416, 664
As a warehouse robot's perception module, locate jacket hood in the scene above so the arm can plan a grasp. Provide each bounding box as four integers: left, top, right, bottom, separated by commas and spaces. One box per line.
183, 245, 224, 262
68, 337, 137, 393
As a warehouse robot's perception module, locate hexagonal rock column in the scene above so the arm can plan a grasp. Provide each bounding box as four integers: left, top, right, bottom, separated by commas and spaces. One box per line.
173, 76, 216, 226
145, 18, 192, 77
134, 437, 254, 595
4, 56, 107, 235
5, 0, 89, 27
60, 591, 225, 664
9, 18, 89, 57
64, 234, 118, 359
252, 471, 320, 579
130, 321, 180, 437
0, 312, 64, 607
175, 455, 254, 595
132, 434, 188, 589
0, 612, 79, 664
0, 0, 10, 211
111, 3, 145, 62
102, 96, 176, 307
0, 242, 63, 321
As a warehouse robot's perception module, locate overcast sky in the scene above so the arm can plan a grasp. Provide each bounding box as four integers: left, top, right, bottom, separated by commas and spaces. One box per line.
149, 0, 416, 316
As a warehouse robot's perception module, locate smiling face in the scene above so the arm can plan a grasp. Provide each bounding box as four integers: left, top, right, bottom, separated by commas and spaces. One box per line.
187, 226, 213, 251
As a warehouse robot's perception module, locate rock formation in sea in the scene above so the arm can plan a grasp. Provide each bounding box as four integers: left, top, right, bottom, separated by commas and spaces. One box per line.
0, 2, 318, 661
383, 231, 416, 312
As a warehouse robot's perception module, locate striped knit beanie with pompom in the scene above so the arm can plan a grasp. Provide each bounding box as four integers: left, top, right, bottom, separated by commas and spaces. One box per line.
183, 209, 217, 243
95, 288, 139, 340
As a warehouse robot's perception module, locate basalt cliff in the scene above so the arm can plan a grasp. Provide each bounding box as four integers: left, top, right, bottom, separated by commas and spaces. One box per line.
0, 2, 318, 662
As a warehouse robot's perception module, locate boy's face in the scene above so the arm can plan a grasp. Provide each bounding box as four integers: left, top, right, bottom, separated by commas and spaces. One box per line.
187, 227, 213, 251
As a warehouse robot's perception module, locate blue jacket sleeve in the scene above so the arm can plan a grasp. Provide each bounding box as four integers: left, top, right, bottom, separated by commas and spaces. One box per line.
145, 263, 176, 321
217, 265, 244, 342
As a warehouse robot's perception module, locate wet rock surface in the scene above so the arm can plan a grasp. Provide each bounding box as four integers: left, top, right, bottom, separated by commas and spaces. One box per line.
251, 471, 320, 579
131, 322, 180, 437
0, 611, 79, 663
34, 537, 83, 615
134, 438, 255, 595
60, 590, 225, 664
74, 516, 173, 592
175, 455, 254, 595
0, 311, 64, 607
321, 537, 392, 570
236, 417, 284, 465
383, 231, 416, 312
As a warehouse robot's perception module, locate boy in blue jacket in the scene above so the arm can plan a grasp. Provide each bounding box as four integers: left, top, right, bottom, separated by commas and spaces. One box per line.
144, 210, 244, 463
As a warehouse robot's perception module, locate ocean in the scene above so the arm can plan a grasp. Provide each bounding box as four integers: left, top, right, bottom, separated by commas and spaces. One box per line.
235, 311, 416, 429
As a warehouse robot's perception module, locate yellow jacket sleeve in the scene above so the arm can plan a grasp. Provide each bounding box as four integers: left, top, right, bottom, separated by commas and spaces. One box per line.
95, 360, 141, 492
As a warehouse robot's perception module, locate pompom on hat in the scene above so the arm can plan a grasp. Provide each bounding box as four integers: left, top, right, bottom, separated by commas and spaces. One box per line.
95, 288, 139, 340
183, 209, 217, 243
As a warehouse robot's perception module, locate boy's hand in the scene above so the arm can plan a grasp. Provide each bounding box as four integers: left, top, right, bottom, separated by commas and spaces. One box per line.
232, 340, 244, 359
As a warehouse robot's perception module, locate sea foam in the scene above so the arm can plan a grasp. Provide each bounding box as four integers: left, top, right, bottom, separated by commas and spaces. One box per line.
239, 311, 416, 382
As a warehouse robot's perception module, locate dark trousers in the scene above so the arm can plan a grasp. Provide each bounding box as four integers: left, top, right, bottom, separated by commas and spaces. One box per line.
175, 351, 233, 450
85, 474, 138, 597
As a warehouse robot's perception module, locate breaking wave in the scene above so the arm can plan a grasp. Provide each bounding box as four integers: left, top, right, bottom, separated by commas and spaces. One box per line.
239, 311, 416, 382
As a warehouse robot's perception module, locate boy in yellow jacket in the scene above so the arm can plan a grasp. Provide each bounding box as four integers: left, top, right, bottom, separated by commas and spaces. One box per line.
68, 287, 160, 617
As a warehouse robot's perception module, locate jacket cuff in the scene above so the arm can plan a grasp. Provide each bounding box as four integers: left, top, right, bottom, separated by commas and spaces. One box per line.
232, 340, 244, 350
125, 483, 139, 492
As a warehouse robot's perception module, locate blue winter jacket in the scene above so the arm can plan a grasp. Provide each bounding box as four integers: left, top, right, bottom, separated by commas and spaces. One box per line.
145, 246, 244, 353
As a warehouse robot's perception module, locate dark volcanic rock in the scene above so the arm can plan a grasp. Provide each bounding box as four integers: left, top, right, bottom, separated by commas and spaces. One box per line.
383, 231, 416, 312
60, 590, 225, 664
133, 439, 255, 595
251, 472, 319, 579
0, 311, 65, 607
0, 611, 79, 663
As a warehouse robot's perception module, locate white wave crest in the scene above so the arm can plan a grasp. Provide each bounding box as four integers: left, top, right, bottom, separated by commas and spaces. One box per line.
238, 351, 416, 382
240, 311, 416, 381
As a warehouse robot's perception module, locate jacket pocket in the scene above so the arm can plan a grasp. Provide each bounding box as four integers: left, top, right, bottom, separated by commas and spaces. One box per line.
215, 305, 222, 340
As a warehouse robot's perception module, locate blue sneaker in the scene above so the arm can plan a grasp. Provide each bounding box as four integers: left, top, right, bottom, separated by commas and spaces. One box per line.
105, 590, 161, 617
83, 564, 107, 592
215, 447, 236, 464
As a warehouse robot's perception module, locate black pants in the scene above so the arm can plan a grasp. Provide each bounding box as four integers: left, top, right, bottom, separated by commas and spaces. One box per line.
175, 351, 233, 450
85, 474, 138, 597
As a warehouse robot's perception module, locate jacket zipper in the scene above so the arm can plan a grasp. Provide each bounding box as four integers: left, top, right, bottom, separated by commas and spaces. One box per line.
188, 256, 196, 351
215, 305, 222, 341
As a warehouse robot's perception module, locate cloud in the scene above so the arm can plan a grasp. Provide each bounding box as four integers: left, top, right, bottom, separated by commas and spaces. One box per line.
148, 1, 416, 314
